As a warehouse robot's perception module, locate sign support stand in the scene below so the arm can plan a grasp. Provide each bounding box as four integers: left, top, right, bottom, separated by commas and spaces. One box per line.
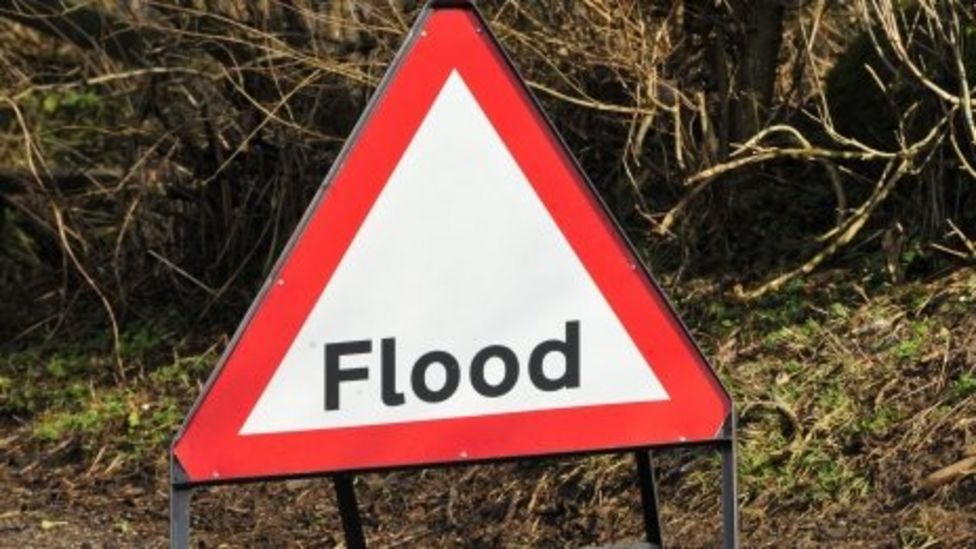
333, 474, 366, 548
634, 450, 663, 548
168, 441, 736, 549
167, 1, 739, 547
170, 486, 191, 548
719, 418, 739, 549
170, 460, 192, 549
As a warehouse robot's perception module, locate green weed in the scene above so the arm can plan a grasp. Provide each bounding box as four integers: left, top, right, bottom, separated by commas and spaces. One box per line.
951, 372, 976, 400
2, 322, 216, 466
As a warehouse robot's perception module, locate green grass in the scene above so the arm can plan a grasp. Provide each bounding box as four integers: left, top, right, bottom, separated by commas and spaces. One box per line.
952, 372, 976, 400
1, 322, 216, 467
711, 268, 975, 515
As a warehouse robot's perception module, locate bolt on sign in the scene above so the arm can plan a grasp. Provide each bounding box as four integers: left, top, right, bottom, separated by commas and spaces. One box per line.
171, 1, 736, 547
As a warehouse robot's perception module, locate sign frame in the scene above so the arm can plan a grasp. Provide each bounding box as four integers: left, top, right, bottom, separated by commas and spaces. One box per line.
169, 1, 738, 547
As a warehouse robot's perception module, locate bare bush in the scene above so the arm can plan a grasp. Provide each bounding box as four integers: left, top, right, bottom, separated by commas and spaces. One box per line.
0, 0, 973, 352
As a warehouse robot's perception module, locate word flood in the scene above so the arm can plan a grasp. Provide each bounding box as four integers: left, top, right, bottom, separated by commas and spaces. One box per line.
324, 321, 581, 410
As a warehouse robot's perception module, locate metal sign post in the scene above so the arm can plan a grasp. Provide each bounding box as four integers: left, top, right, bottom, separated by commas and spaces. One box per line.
170, 459, 191, 548
720, 419, 740, 549
333, 474, 366, 549
635, 450, 664, 547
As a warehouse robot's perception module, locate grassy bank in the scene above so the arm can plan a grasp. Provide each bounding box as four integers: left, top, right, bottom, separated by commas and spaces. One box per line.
2, 267, 973, 546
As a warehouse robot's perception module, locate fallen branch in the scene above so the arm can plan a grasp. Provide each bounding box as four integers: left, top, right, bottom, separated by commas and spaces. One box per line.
920, 455, 976, 491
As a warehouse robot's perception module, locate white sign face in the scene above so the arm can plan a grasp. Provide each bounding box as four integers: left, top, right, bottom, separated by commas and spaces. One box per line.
241, 71, 668, 435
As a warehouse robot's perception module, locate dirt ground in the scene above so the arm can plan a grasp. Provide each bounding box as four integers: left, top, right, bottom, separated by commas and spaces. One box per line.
1, 445, 973, 547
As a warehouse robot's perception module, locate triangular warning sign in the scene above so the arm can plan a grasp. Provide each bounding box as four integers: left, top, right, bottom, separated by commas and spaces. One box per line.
173, 3, 729, 483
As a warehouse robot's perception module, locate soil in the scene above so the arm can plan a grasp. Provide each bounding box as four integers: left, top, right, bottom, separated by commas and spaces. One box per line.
2, 431, 973, 547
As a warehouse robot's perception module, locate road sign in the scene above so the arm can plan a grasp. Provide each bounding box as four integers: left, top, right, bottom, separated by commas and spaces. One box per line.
172, 3, 730, 485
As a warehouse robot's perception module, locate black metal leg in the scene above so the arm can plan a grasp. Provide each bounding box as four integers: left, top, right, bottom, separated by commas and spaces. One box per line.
719, 442, 739, 549
333, 474, 366, 548
170, 485, 192, 549
634, 450, 664, 548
